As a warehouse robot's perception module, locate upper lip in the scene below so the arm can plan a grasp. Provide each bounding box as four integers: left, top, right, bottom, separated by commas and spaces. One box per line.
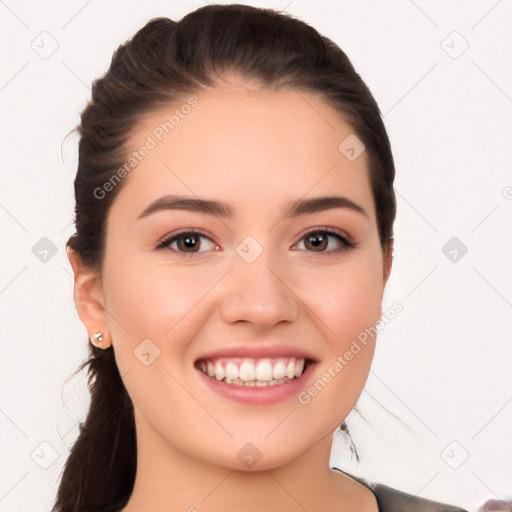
195, 344, 318, 362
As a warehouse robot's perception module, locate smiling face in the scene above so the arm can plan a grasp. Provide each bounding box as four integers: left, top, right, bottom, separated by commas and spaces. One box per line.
92, 85, 391, 471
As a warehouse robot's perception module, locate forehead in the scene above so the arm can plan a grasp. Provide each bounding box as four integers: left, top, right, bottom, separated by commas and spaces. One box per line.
112, 86, 375, 222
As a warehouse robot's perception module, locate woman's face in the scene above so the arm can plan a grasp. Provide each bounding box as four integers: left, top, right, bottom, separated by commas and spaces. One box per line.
98, 85, 391, 470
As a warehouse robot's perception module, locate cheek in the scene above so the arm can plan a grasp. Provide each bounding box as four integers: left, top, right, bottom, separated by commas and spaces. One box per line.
291, 251, 383, 418
297, 253, 384, 347
295, 261, 383, 428
103, 255, 217, 334
101, 255, 224, 378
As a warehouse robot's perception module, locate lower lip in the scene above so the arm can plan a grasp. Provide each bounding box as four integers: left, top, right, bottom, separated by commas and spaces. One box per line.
196, 363, 315, 405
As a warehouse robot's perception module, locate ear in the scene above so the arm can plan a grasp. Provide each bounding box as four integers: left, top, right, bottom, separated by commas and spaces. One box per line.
67, 247, 112, 348
383, 244, 393, 285
378, 245, 394, 320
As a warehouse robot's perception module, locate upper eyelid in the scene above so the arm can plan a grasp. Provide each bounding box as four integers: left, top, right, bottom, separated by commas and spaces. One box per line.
291, 229, 354, 252
293, 226, 352, 243
158, 228, 216, 245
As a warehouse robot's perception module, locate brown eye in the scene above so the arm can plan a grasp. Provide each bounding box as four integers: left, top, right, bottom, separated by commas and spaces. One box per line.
176, 233, 201, 252
295, 229, 353, 253
157, 231, 219, 254
304, 231, 328, 251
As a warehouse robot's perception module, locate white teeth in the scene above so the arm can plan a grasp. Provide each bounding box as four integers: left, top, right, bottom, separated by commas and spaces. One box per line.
214, 361, 225, 381
294, 358, 305, 378
272, 361, 286, 380
239, 361, 256, 381
225, 362, 239, 380
286, 360, 295, 379
199, 357, 308, 385
255, 359, 273, 381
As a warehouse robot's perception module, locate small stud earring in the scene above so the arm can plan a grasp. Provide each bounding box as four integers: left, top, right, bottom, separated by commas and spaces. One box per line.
91, 332, 104, 348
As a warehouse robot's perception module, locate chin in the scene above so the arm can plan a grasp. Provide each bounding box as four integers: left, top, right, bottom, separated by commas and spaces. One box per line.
199, 433, 320, 473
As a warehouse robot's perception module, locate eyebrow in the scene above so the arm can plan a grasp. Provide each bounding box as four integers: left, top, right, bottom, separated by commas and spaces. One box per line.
136, 194, 368, 220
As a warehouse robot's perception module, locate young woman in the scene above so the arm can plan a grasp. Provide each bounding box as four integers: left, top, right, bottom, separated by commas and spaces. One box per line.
53, 4, 468, 511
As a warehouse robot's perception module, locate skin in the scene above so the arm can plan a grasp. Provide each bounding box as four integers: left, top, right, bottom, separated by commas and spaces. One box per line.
69, 83, 392, 512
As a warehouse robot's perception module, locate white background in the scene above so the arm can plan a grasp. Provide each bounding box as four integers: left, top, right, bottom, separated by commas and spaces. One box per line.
0, 1, 511, 511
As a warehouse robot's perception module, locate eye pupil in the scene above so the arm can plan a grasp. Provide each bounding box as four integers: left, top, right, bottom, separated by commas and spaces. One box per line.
178, 234, 199, 251
306, 232, 327, 251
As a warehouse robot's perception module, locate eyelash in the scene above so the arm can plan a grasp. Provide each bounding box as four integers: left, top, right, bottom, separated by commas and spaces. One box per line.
156, 227, 355, 256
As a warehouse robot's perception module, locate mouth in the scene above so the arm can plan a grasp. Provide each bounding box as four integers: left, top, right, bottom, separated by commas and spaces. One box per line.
194, 355, 316, 405
195, 356, 309, 386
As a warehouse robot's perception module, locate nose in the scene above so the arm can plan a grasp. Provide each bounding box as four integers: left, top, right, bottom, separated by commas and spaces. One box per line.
219, 252, 300, 330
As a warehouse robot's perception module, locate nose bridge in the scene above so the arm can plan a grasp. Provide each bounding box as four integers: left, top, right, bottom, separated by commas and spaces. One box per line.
219, 239, 299, 328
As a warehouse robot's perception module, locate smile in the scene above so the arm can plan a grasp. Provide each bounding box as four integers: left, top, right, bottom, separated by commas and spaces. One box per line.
197, 357, 306, 386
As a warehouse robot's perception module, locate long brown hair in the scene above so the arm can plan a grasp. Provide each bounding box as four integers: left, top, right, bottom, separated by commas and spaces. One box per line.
53, 4, 396, 511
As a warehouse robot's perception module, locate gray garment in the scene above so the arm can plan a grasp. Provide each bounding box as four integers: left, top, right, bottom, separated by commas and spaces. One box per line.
333, 468, 469, 512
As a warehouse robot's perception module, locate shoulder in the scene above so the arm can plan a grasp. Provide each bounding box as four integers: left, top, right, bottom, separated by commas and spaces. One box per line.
331, 468, 468, 512
370, 482, 469, 512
